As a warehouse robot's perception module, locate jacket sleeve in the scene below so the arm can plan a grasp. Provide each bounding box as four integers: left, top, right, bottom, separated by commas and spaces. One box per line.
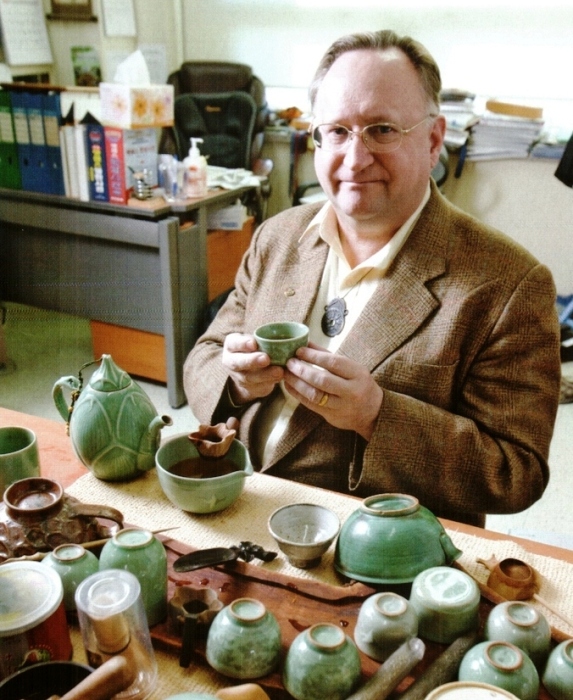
351, 262, 561, 520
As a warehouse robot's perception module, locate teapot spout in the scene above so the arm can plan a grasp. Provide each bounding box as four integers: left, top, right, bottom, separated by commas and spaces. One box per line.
137, 414, 173, 472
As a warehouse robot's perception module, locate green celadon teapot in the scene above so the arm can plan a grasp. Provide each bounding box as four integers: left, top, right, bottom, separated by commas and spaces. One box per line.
53, 354, 172, 481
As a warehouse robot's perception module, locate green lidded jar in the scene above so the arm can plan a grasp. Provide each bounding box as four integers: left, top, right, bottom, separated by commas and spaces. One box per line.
99, 527, 167, 627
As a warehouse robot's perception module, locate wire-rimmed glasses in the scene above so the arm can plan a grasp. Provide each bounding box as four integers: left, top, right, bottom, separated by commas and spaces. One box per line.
310, 115, 438, 154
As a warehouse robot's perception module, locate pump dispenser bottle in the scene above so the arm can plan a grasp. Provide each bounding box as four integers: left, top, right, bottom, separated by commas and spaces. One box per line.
183, 137, 208, 198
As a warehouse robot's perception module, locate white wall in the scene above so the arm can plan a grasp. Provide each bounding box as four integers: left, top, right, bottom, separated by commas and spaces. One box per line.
181, 0, 573, 126
6, 1, 572, 127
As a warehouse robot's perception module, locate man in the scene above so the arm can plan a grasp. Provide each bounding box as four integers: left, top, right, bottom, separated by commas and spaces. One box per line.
184, 30, 561, 526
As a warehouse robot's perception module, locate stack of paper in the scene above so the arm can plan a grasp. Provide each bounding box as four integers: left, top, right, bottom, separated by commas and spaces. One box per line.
467, 101, 544, 161
440, 90, 479, 151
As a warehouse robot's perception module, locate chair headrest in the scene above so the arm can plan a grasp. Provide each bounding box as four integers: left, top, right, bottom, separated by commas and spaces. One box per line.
172, 61, 254, 94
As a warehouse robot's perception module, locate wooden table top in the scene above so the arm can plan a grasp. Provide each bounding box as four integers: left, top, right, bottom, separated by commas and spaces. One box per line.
3, 405, 572, 565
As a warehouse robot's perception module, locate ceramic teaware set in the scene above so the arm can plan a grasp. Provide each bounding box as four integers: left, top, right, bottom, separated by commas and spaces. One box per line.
3, 355, 570, 699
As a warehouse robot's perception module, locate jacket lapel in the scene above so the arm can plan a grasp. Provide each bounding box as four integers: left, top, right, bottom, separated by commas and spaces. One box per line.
264, 186, 449, 468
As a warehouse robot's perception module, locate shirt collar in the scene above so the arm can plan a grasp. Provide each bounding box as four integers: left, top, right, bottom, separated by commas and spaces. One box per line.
298, 182, 432, 277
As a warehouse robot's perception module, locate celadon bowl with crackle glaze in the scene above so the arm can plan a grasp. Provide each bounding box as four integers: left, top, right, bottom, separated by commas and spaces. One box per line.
334, 493, 462, 584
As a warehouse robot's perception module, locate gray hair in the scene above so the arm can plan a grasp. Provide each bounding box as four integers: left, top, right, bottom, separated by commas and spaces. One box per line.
309, 29, 442, 112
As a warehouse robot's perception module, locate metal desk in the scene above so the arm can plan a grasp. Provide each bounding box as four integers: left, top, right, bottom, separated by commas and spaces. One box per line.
0, 186, 253, 407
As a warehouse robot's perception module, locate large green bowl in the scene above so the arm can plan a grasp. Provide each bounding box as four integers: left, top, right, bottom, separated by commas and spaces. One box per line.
156, 433, 253, 513
334, 493, 462, 584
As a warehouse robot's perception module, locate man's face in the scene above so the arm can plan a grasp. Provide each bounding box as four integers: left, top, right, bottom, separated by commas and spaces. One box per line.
312, 48, 445, 238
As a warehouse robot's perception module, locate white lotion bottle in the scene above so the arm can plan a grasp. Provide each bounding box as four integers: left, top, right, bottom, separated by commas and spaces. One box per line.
183, 137, 208, 198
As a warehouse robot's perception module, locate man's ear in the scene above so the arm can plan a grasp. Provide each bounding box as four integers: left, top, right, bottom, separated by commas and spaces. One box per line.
429, 114, 447, 168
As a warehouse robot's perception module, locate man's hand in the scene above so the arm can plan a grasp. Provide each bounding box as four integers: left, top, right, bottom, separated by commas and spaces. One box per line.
284, 342, 383, 440
223, 332, 284, 405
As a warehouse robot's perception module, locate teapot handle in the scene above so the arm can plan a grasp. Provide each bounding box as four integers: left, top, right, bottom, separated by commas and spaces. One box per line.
53, 375, 81, 422
71, 503, 125, 535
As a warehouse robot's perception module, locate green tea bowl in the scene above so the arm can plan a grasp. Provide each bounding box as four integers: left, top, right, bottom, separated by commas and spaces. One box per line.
156, 433, 253, 513
334, 493, 462, 584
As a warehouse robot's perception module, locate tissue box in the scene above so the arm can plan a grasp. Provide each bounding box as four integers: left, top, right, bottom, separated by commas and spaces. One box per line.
99, 83, 174, 129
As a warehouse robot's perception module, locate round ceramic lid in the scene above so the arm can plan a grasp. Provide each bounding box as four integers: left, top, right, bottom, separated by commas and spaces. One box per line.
412, 566, 480, 612
0, 561, 63, 636
424, 681, 519, 700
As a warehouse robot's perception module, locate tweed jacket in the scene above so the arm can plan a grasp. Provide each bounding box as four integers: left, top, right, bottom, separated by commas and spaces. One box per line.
183, 183, 561, 526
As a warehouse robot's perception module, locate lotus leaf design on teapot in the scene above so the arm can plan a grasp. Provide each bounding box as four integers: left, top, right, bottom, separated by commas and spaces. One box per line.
53, 354, 172, 481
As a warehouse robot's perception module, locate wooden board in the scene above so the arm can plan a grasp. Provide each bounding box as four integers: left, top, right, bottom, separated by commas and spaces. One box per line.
152, 540, 555, 700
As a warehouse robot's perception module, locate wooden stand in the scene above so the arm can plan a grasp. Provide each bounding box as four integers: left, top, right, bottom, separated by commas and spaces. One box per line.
90, 217, 254, 383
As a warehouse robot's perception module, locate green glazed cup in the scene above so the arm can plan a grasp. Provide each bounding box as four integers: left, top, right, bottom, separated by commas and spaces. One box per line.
0, 427, 40, 495
283, 622, 361, 700
458, 640, 540, 700
254, 322, 309, 366
99, 527, 168, 627
542, 639, 573, 700
42, 543, 99, 611
484, 601, 551, 670
206, 598, 281, 679
409, 566, 480, 644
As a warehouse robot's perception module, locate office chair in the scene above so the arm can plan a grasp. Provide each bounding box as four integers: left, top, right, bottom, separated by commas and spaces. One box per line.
159, 61, 272, 222
159, 61, 269, 169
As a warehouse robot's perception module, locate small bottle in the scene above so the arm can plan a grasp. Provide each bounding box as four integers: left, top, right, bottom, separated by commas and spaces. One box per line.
183, 137, 208, 198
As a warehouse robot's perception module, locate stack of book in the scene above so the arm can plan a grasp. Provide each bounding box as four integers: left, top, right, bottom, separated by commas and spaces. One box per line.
466, 99, 544, 161
60, 112, 158, 204
0, 83, 159, 204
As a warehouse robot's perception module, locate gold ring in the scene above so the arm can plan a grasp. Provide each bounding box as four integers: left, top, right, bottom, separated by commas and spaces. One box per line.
318, 392, 329, 407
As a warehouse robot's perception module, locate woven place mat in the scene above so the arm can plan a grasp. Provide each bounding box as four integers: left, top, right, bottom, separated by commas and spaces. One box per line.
67, 471, 573, 640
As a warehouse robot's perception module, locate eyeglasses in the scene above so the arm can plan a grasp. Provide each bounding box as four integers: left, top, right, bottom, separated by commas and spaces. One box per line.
310, 115, 437, 154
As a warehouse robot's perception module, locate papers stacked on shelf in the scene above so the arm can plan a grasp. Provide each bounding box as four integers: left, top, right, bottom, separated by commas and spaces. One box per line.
467, 100, 544, 161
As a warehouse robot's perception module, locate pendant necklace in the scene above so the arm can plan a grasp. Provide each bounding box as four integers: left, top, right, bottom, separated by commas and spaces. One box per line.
321, 268, 373, 338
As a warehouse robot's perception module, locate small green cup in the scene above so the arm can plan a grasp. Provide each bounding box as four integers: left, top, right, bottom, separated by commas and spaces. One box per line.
0, 426, 40, 495
254, 322, 309, 366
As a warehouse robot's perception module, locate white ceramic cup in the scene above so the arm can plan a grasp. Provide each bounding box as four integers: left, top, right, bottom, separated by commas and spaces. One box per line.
0, 426, 40, 495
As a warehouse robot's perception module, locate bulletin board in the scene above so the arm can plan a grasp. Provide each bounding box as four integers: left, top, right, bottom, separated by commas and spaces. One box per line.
0, 0, 53, 66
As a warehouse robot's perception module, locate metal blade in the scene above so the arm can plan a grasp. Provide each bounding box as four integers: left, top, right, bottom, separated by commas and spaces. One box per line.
173, 547, 240, 572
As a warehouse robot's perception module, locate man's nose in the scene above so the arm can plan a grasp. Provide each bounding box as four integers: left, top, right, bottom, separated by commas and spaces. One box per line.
343, 131, 375, 168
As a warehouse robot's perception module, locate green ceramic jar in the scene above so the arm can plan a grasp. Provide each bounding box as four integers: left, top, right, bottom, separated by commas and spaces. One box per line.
99, 527, 167, 627
42, 543, 99, 611
283, 623, 361, 700
458, 640, 539, 700
206, 598, 281, 679
542, 639, 573, 700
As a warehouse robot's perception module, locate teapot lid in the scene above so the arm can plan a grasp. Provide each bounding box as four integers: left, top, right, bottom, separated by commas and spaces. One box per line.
89, 355, 131, 391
